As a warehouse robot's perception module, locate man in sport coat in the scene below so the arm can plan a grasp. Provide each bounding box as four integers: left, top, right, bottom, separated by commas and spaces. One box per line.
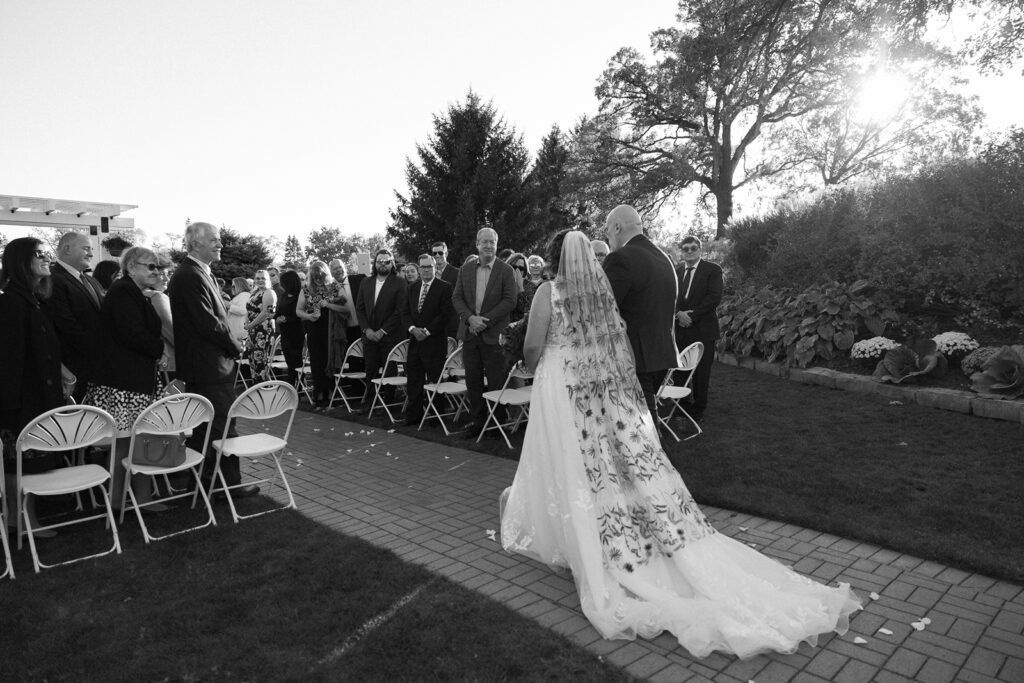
431, 240, 460, 339
602, 204, 679, 418
168, 221, 257, 497
44, 231, 105, 402
451, 227, 517, 434
354, 249, 407, 411
402, 253, 454, 426
675, 236, 723, 422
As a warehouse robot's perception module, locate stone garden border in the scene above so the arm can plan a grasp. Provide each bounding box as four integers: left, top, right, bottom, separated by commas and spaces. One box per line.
717, 352, 1024, 424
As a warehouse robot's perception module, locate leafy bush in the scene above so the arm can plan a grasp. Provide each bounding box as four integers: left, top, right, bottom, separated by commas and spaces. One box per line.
717, 280, 901, 367
872, 340, 947, 384
931, 331, 979, 358
850, 336, 899, 360
961, 346, 1001, 376
970, 345, 1024, 399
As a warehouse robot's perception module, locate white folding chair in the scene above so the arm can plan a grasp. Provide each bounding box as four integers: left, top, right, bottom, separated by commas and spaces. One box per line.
235, 340, 252, 390
119, 393, 217, 543
209, 381, 299, 523
0, 444, 14, 580
293, 341, 314, 404
446, 337, 466, 381
268, 335, 290, 381
419, 346, 469, 435
329, 338, 367, 411
478, 363, 534, 448
368, 339, 410, 423
15, 405, 121, 573
656, 341, 704, 442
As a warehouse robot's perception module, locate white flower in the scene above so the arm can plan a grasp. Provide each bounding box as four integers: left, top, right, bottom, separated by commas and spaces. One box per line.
931, 331, 979, 355
851, 336, 899, 360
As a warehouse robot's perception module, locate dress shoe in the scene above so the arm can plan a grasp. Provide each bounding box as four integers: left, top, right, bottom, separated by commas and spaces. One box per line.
234, 484, 260, 498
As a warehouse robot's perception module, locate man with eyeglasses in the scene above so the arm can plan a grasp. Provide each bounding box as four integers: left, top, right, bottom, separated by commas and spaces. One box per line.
402, 253, 454, 426
43, 231, 105, 402
675, 235, 723, 423
430, 241, 460, 338
354, 249, 407, 412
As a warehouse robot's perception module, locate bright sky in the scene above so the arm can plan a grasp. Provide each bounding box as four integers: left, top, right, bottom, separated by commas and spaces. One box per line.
2, 0, 1019, 246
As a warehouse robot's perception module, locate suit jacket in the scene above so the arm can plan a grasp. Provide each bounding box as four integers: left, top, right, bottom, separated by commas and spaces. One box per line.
0, 284, 64, 433
355, 272, 407, 345
167, 257, 241, 384
336, 273, 366, 328
94, 278, 165, 394
403, 277, 454, 351
43, 262, 104, 387
451, 257, 517, 345
675, 259, 724, 346
437, 263, 460, 287
603, 234, 678, 374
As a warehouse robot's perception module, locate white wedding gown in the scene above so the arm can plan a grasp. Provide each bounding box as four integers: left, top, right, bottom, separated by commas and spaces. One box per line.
501, 283, 860, 660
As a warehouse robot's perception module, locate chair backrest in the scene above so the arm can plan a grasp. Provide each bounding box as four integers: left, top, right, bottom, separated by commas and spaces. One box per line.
383, 339, 410, 371
437, 347, 464, 381
225, 381, 300, 444
343, 338, 365, 366
677, 342, 704, 371
269, 335, 285, 362
130, 393, 215, 459
446, 337, 459, 356
15, 406, 116, 479
495, 362, 533, 401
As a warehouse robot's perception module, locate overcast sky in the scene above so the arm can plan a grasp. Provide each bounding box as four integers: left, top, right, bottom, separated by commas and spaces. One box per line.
1, 0, 1019, 246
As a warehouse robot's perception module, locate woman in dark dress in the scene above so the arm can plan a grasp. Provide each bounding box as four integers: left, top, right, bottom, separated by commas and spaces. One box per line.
0, 238, 71, 535
296, 261, 342, 408
274, 270, 305, 386
243, 269, 277, 382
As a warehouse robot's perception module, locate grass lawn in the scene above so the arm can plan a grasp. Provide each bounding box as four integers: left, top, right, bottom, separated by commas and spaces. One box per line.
333, 363, 1024, 582
1, 505, 634, 682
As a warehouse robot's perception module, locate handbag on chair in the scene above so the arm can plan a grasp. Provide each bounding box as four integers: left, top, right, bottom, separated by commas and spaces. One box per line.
131, 432, 188, 468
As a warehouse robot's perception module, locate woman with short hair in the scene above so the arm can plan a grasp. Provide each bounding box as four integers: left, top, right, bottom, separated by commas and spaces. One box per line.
243, 269, 277, 382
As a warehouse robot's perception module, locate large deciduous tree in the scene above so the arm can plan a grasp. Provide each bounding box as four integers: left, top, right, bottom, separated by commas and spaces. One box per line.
305, 227, 388, 263
388, 90, 533, 262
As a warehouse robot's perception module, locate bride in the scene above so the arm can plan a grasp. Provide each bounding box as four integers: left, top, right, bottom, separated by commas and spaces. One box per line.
500, 230, 860, 659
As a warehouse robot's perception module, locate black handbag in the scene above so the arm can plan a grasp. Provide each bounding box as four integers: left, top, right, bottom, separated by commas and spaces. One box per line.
131, 432, 188, 468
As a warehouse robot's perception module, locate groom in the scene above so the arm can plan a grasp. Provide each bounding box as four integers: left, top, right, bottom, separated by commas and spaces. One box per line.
602, 205, 678, 418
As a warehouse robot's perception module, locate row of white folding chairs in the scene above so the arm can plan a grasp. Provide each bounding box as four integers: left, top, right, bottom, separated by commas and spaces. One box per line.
0, 381, 298, 577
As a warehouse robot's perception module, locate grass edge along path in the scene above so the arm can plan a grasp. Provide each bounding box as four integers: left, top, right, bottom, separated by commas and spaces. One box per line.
326, 362, 1024, 583
0, 508, 635, 683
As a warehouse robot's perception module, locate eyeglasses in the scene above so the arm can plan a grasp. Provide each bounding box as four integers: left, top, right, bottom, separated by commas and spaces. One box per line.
34, 250, 53, 261
431, 250, 445, 256
681, 246, 700, 253
419, 264, 435, 270
375, 259, 393, 266
513, 264, 527, 272
136, 262, 168, 272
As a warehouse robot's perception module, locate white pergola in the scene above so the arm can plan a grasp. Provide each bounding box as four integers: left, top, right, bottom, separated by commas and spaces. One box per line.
0, 193, 137, 256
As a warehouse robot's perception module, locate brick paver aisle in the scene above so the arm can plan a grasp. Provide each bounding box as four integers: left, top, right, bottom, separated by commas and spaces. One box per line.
249, 412, 1024, 682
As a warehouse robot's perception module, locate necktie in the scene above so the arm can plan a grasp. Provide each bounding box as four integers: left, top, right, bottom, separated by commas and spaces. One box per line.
417, 281, 429, 313
81, 274, 100, 308
681, 267, 695, 302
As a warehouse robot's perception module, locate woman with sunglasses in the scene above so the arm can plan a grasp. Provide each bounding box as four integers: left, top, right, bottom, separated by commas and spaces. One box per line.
505, 252, 530, 322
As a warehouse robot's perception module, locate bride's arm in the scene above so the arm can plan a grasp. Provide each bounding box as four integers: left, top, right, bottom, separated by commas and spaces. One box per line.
523, 282, 552, 373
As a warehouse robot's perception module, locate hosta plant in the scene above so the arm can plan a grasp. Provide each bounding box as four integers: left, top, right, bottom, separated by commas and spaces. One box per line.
970, 345, 1024, 399
873, 340, 948, 384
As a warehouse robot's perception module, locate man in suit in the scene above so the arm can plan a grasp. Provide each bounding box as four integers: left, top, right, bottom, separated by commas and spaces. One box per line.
603, 204, 679, 418
329, 258, 365, 346
675, 236, 723, 422
43, 231, 105, 402
354, 249, 407, 412
402, 254, 454, 426
452, 227, 517, 435
431, 241, 460, 339
168, 222, 257, 497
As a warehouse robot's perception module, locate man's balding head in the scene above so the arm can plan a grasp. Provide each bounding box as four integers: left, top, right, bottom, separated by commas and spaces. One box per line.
605, 205, 643, 251
58, 232, 93, 271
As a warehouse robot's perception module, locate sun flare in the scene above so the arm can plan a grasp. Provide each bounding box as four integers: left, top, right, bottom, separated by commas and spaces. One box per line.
854, 71, 910, 123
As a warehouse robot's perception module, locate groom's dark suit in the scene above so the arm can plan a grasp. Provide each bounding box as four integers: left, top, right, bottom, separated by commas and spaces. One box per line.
168, 256, 244, 486
402, 276, 454, 423
355, 272, 407, 404
44, 263, 105, 402
603, 234, 678, 416
675, 259, 723, 417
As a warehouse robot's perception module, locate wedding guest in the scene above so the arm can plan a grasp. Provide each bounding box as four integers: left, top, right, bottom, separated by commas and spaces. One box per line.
498, 248, 514, 262
402, 254, 453, 426
526, 255, 545, 286
506, 252, 529, 323
92, 259, 122, 294
430, 241, 459, 339
590, 240, 610, 264
297, 260, 342, 409
274, 270, 305, 386
148, 253, 176, 380
354, 249, 407, 412
452, 228, 517, 435
43, 231, 104, 402
244, 269, 277, 382
329, 259, 364, 353
674, 236, 723, 422
267, 266, 286, 301
83, 246, 168, 509
402, 262, 420, 284
227, 277, 251, 342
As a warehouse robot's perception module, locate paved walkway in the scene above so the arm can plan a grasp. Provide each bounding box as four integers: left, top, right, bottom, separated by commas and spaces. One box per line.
247, 411, 1023, 682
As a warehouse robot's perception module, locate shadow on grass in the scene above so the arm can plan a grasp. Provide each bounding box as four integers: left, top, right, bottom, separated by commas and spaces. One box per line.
323, 363, 1024, 582
1, 504, 634, 682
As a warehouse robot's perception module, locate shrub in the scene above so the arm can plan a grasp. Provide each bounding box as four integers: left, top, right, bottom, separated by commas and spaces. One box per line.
851, 336, 899, 360
970, 345, 1024, 399
717, 280, 901, 367
961, 346, 1001, 376
931, 331, 979, 358
872, 340, 947, 384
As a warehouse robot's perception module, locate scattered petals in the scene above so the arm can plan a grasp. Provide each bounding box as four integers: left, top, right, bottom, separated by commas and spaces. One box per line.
910, 621, 925, 631
877, 628, 893, 635
889, 400, 903, 405
921, 617, 931, 625
738, 526, 749, 531
853, 636, 868, 644
347, 449, 353, 453
897, 441, 908, 446
870, 592, 880, 600
313, 428, 320, 432
747, 542, 757, 547
387, 429, 395, 433
485, 529, 496, 541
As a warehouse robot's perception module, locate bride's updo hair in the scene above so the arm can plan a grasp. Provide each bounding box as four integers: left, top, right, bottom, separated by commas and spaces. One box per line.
544, 228, 572, 278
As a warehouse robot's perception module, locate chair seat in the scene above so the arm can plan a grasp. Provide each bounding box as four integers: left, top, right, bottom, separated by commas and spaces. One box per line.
213, 433, 288, 458
373, 377, 408, 386
22, 464, 110, 496
660, 386, 693, 400
337, 371, 367, 380
121, 447, 205, 475
482, 388, 531, 405
427, 381, 467, 394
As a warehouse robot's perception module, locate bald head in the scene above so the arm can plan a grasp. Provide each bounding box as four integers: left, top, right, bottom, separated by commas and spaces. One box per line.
605, 205, 642, 251
58, 231, 93, 271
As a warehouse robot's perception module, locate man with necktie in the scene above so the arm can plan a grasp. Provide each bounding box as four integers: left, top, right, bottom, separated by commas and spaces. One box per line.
43, 231, 105, 402
402, 253, 454, 426
674, 235, 724, 423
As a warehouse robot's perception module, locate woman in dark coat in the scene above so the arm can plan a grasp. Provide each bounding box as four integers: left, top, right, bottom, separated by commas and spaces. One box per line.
274, 270, 305, 386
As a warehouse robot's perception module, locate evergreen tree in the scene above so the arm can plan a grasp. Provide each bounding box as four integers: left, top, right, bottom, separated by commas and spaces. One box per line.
210, 227, 273, 283
388, 90, 533, 262
528, 124, 573, 248
283, 234, 305, 270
